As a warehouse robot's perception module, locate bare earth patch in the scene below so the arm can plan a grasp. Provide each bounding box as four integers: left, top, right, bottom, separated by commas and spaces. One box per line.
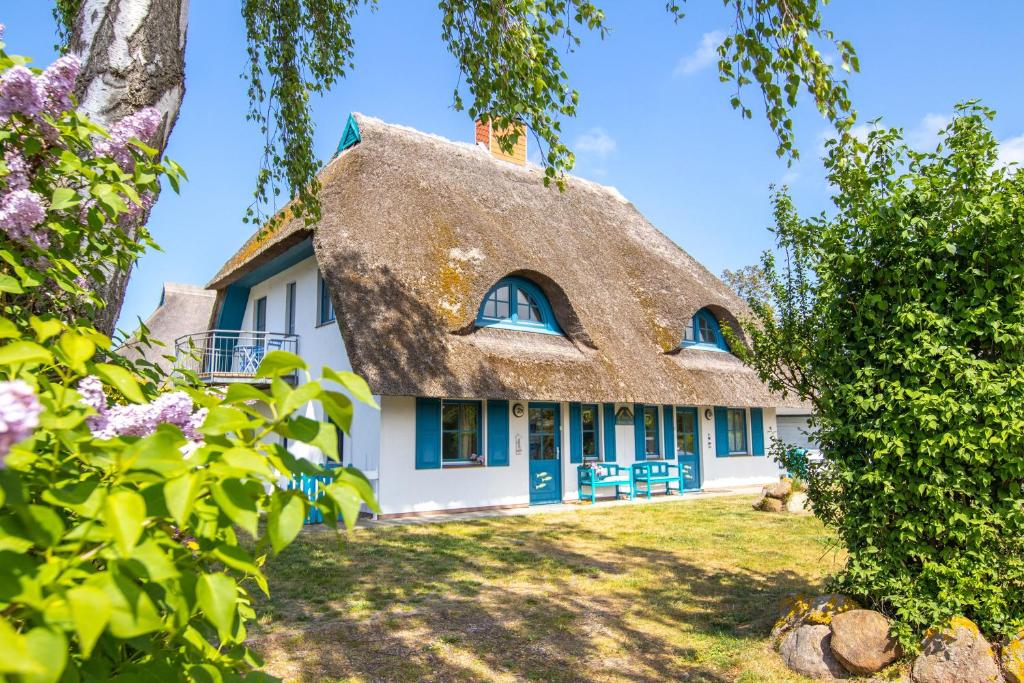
251, 494, 840, 682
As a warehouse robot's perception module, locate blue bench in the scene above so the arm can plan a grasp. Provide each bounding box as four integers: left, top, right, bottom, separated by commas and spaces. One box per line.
632, 461, 683, 498
577, 463, 635, 503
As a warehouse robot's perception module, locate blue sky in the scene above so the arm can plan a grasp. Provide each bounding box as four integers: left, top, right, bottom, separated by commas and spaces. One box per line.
4, 2, 1024, 330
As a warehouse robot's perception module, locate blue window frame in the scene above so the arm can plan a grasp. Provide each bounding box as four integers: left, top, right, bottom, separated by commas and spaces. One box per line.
476, 277, 562, 335
727, 408, 748, 454
318, 271, 335, 325
581, 403, 600, 460
441, 400, 483, 464
644, 405, 660, 458
681, 308, 729, 351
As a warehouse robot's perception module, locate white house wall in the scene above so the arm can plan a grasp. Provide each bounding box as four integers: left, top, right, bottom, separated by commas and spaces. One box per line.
376, 397, 783, 516
241, 255, 381, 479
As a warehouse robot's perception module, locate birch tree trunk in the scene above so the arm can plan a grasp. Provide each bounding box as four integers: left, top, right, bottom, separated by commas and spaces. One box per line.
70, 0, 190, 335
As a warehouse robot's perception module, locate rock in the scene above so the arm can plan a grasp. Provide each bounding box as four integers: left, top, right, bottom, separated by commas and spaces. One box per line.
764, 478, 793, 499
1003, 631, 1024, 683
754, 496, 784, 512
773, 593, 862, 642
786, 491, 810, 513
911, 616, 1003, 683
829, 609, 903, 675
780, 624, 850, 679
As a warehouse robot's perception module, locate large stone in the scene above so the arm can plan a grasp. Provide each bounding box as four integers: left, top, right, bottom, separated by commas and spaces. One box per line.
1002, 631, 1024, 683
786, 491, 810, 513
911, 616, 1003, 683
780, 624, 850, 679
829, 609, 903, 675
764, 478, 793, 499
754, 496, 783, 512
772, 593, 861, 642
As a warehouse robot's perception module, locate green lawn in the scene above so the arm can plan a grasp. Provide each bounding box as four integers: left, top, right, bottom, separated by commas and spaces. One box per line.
253, 494, 841, 682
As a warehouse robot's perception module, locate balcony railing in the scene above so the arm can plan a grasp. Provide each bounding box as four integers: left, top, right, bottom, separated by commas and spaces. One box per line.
174, 330, 299, 384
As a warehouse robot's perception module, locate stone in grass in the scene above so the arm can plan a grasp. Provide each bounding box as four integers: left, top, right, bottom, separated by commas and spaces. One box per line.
1003, 630, 1024, 683
829, 609, 903, 675
780, 624, 850, 679
754, 496, 784, 513
911, 616, 1004, 683
786, 491, 810, 514
764, 478, 793, 500
772, 593, 861, 642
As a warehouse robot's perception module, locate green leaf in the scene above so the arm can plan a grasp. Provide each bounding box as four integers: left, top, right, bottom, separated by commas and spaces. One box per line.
103, 490, 146, 555
29, 317, 63, 342
93, 572, 162, 638
210, 479, 260, 537
164, 472, 205, 527
197, 573, 238, 642
21, 627, 67, 683
0, 274, 24, 294
201, 405, 257, 436
94, 363, 146, 404
254, 350, 306, 378
267, 491, 305, 553
59, 332, 96, 372
323, 481, 362, 530
0, 341, 52, 367
224, 383, 269, 405
50, 187, 80, 211
323, 368, 378, 408
66, 585, 111, 658
0, 317, 19, 339
0, 617, 41, 674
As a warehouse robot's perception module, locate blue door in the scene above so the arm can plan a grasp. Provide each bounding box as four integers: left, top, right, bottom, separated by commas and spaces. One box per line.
528, 403, 562, 504
675, 407, 702, 490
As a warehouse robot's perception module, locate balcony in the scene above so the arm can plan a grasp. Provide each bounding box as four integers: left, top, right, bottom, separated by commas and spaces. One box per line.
174, 330, 299, 384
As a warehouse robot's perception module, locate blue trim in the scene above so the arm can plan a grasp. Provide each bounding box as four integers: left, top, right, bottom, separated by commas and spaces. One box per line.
234, 238, 314, 289
476, 276, 563, 335
633, 404, 646, 461
216, 285, 250, 330
487, 400, 510, 466
603, 403, 617, 462
441, 400, 482, 463
751, 408, 765, 456
681, 308, 730, 351
336, 113, 361, 155
415, 398, 442, 469
714, 407, 730, 457
675, 407, 702, 490
662, 405, 675, 460
528, 402, 562, 505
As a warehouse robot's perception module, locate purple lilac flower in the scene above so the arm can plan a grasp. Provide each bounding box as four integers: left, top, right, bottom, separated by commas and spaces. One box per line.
0, 24, 6, 42
94, 108, 163, 173
2, 150, 30, 192
0, 380, 42, 464
0, 65, 43, 118
0, 189, 49, 248
118, 191, 155, 228
39, 55, 80, 115
78, 376, 205, 444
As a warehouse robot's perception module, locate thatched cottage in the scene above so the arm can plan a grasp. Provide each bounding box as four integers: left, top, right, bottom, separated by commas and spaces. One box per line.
155, 113, 801, 517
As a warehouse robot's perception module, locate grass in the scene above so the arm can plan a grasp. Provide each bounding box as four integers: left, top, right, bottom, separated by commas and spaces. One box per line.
252, 494, 842, 682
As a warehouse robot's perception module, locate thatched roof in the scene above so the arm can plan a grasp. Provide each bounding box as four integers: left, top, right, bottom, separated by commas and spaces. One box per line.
120, 282, 217, 373
211, 114, 800, 407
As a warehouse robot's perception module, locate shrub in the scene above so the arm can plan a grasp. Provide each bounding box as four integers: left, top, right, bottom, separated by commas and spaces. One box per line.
737, 102, 1024, 645
0, 35, 377, 681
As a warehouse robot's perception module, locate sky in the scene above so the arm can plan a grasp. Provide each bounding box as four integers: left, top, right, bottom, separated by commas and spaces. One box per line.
3, 2, 1024, 331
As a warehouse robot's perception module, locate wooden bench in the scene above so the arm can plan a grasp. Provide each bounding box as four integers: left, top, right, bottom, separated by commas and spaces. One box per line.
632, 461, 683, 499
577, 464, 635, 503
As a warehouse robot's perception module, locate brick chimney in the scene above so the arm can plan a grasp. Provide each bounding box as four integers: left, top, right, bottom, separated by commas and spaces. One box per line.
475, 118, 527, 165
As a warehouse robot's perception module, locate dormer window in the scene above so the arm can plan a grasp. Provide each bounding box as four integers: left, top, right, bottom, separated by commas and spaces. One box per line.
681, 308, 729, 351
476, 276, 562, 335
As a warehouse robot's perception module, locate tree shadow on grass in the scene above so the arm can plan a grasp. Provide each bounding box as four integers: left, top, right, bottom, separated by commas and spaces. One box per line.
251, 508, 829, 682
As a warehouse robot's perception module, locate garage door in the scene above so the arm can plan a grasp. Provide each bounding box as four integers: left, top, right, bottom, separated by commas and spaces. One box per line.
776, 415, 818, 450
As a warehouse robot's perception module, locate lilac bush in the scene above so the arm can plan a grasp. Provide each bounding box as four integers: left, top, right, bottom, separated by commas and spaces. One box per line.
0, 380, 40, 464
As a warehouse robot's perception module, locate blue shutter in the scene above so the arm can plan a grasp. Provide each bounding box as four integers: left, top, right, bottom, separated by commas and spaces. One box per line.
750, 408, 765, 456
662, 405, 676, 460
633, 404, 646, 461
603, 403, 617, 462
714, 407, 730, 457
487, 400, 510, 466
568, 402, 583, 464
415, 397, 442, 469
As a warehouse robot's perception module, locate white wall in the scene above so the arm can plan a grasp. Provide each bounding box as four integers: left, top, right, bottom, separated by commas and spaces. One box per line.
699, 406, 784, 489
242, 255, 380, 479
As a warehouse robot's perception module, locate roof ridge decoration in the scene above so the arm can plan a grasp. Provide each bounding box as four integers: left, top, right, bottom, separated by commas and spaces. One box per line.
335, 113, 361, 156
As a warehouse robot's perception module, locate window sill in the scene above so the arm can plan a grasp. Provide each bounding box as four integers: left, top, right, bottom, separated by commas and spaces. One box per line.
717, 452, 754, 458
442, 461, 486, 469
315, 319, 337, 329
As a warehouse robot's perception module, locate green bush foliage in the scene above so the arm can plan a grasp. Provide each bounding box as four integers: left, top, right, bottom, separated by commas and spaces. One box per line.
736, 102, 1024, 645
0, 41, 377, 681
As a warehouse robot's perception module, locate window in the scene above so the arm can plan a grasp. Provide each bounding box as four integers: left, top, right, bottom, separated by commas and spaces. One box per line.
676, 409, 697, 456
476, 276, 562, 335
285, 281, 296, 335
318, 271, 335, 325
581, 403, 600, 460
644, 404, 660, 458
727, 408, 748, 454
441, 401, 482, 464
681, 308, 728, 351
254, 296, 267, 332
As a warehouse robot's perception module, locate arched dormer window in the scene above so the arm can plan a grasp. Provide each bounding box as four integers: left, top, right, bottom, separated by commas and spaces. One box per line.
681, 308, 729, 351
476, 276, 562, 335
